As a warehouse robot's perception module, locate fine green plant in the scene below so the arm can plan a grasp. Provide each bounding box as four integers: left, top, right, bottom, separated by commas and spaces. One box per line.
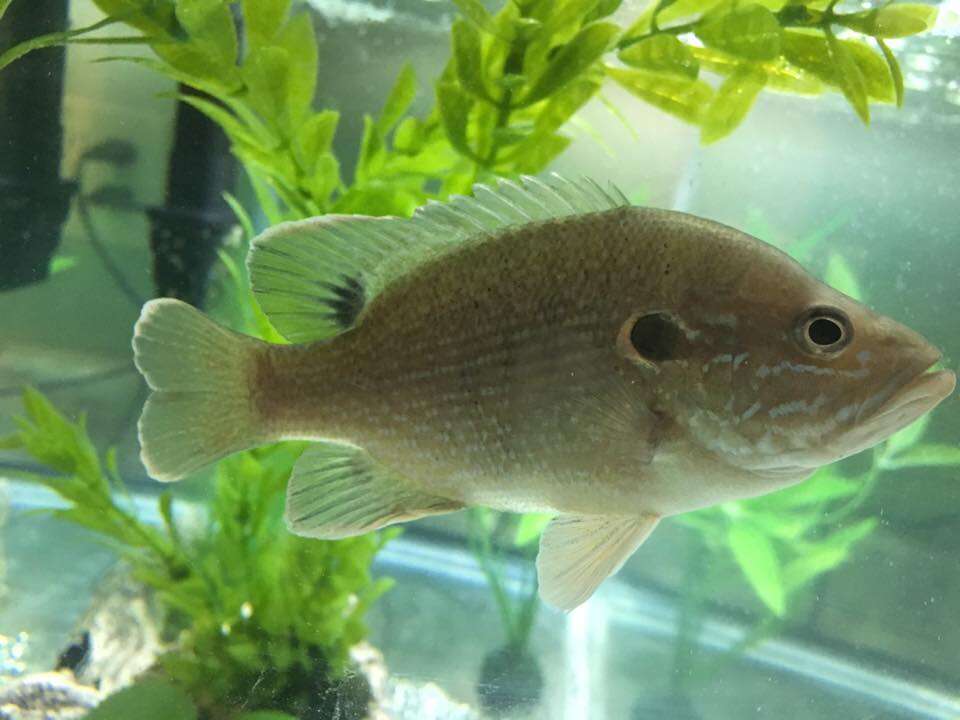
1, 389, 394, 719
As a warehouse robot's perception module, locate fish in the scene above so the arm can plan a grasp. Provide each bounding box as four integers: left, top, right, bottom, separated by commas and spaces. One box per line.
132, 175, 956, 611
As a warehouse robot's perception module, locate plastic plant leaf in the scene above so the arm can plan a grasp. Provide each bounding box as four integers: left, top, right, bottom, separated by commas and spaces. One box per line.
607, 66, 714, 124
452, 19, 489, 102
534, 77, 602, 135
50, 256, 79, 275
378, 63, 418, 135
758, 469, 860, 509
879, 444, 960, 470
865, 3, 938, 38
825, 27, 870, 123
0, 16, 119, 74
876, 38, 904, 107
515, 512, 553, 546
692, 46, 823, 95
175, 0, 238, 70
727, 521, 786, 616
295, 110, 339, 169
783, 543, 848, 591
618, 35, 700, 79
437, 81, 475, 158
86, 679, 197, 720
782, 31, 893, 117
701, 65, 766, 144
453, 0, 497, 32
0, 0, 13, 22
882, 413, 931, 459
276, 11, 319, 125
824, 252, 864, 301
242, 0, 291, 49
695, 4, 782, 61
522, 22, 619, 105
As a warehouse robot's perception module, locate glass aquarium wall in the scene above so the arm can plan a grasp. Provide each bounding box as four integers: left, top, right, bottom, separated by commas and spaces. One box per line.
1, 0, 958, 718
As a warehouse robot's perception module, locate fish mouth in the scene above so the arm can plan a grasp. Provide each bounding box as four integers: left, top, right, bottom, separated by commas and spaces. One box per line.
852, 360, 956, 450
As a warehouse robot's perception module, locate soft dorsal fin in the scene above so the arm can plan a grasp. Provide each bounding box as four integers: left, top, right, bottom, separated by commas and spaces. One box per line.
247, 174, 629, 343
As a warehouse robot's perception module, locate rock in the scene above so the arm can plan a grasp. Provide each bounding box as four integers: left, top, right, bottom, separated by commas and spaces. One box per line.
0, 671, 101, 720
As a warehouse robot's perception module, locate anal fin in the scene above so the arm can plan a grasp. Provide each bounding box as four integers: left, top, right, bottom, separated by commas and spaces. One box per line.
285, 443, 463, 539
537, 513, 659, 611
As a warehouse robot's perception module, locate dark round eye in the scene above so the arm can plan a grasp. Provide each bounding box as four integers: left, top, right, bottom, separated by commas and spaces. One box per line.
796, 307, 852, 355
629, 312, 681, 362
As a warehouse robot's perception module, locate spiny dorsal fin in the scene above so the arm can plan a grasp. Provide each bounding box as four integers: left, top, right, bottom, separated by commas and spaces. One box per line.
247, 174, 629, 343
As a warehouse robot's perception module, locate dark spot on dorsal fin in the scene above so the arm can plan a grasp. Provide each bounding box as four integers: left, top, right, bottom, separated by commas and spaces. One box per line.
323, 274, 365, 329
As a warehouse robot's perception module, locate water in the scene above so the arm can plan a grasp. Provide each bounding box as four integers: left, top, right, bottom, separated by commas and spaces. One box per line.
1, 1, 959, 718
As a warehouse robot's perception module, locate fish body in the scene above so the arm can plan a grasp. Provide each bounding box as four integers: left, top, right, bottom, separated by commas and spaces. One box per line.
133, 176, 955, 610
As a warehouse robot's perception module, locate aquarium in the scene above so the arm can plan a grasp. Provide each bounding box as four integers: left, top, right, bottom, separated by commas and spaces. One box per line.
1, 0, 959, 718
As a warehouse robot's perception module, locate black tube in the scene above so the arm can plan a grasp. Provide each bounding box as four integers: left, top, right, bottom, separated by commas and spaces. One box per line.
147, 87, 236, 307
0, 0, 75, 290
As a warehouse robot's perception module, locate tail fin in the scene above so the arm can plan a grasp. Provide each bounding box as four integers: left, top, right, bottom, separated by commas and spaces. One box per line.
133, 298, 264, 482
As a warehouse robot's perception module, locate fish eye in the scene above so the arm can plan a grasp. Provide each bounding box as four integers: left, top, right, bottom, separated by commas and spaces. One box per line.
628, 312, 680, 362
795, 307, 852, 355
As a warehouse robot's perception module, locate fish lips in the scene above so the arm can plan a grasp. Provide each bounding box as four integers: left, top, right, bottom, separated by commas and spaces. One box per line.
847, 361, 956, 455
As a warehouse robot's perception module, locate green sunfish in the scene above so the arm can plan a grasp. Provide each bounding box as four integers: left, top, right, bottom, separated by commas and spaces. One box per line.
133, 175, 955, 610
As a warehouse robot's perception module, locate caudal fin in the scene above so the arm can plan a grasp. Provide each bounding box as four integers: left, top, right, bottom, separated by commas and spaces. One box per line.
132, 298, 264, 482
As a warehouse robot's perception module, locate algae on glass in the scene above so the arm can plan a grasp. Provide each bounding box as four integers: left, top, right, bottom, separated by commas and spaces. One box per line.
0, 0, 948, 717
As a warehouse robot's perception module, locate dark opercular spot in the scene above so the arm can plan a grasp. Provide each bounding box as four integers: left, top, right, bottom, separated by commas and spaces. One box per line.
630, 312, 681, 362
808, 316, 843, 346
325, 274, 365, 329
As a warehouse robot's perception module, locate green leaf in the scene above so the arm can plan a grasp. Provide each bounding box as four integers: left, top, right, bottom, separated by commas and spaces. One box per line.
452, 20, 489, 101
295, 110, 339, 169
178, 95, 254, 148
86, 679, 197, 720
276, 11, 319, 124
876, 38, 904, 107
696, 4, 782, 61
783, 543, 848, 591
692, 47, 823, 95
378, 63, 418, 135
824, 252, 863, 301
783, 31, 893, 113
727, 521, 785, 616
514, 513, 552, 546
356, 115, 385, 182
534, 77, 601, 135
882, 413, 930, 459
0, 0, 14, 22
859, 3, 938, 38
175, 0, 238, 70
242, 0, 291, 49
437, 81, 475, 158
825, 27, 870, 124
49, 256, 78, 275
453, 0, 497, 32
607, 66, 714, 124
879, 444, 960, 470
522, 22, 619, 105
701, 66, 766, 144
618, 35, 699, 79
0, 16, 117, 74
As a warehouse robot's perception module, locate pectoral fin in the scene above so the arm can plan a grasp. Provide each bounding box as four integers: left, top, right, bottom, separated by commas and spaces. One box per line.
537, 513, 659, 610
285, 442, 463, 539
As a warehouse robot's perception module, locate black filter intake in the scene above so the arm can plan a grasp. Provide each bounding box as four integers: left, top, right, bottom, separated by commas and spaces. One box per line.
0, 0, 75, 290
147, 88, 237, 308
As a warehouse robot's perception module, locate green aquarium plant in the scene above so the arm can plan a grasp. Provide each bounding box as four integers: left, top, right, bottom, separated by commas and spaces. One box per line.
1, 389, 393, 720
467, 508, 546, 716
